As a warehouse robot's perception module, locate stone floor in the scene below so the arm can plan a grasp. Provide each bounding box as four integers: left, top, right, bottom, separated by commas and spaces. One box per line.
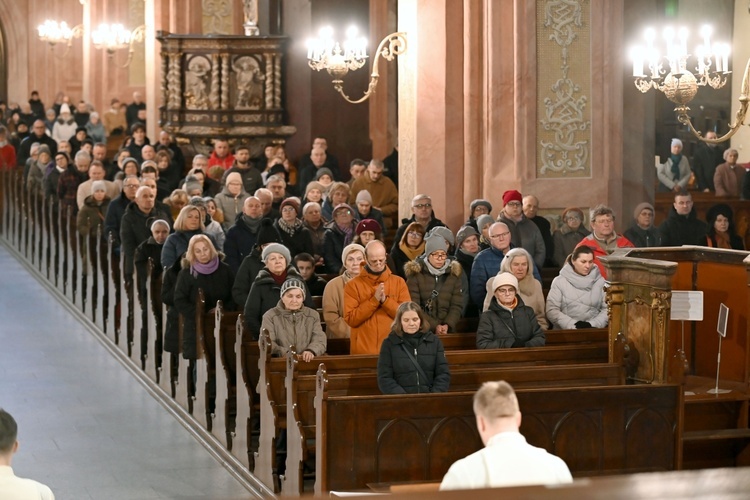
0, 245, 255, 499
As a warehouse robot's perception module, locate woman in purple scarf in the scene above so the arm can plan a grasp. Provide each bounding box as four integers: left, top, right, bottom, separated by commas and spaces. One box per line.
173, 234, 235, 360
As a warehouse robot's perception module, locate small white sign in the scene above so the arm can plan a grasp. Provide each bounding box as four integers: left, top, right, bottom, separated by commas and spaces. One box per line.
670, 291, 704, 321
717, 303, 729, 338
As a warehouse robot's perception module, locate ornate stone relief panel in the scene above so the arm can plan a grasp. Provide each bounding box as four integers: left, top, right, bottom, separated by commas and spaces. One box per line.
537, 0, 591, 177
202, 0, 234, 35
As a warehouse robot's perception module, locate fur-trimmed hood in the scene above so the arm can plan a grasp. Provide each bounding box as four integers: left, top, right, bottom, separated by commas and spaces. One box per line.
403, 256, 462, 279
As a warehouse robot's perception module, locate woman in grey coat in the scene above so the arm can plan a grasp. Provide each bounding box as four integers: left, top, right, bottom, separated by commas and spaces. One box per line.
546, 246, 608, 330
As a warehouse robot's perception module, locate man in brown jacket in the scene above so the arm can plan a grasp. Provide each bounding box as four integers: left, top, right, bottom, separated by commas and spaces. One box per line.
349, 160, 399, 218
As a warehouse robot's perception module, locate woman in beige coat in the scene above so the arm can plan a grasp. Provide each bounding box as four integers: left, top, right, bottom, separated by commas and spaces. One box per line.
321, 243, 365, 338
261, 277, 327, 360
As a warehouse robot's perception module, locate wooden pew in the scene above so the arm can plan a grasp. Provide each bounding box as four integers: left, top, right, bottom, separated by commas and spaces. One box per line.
325, 328, 608, 355
255, 330, 609, 492
314, 372, 682, 494
284, 357, 626, 495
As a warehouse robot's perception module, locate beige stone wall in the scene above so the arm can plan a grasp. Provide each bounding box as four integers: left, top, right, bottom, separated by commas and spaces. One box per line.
396, 0, 625, 232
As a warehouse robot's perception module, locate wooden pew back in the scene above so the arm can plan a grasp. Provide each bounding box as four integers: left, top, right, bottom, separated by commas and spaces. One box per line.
314, 374, 682, 494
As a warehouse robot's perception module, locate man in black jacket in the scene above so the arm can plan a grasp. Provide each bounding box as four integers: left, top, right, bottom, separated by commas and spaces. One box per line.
16, 120, 57, 166
120, 186, 173, 277
659, 191, 707, 247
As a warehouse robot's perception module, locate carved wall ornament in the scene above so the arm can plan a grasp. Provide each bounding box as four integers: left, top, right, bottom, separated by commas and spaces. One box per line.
184, 55, 212, 110
202, 0, 233, 35
537, 0, 591, 177
232, 55, 265, 109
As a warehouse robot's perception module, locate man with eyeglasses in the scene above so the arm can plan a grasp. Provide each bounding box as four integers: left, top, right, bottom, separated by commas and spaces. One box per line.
575, 204, 634, 279
390, 194, 447, 256
470, 222, 543, 309
497, 190, 546, 270
344, 240, 411, 354
16, 119, 57, 167
657, 190, 707, 248
104, 175, 142, 252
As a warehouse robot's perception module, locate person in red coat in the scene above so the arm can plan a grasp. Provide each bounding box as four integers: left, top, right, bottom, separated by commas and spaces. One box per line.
574, 204, 633, 279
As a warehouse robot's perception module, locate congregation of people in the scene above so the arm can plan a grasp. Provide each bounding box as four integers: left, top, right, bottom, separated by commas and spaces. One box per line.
4, 90, 750, 493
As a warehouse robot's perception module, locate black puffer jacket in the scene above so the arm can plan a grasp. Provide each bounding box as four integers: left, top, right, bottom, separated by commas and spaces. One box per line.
243, 266, 313, 339
658, 206, 708, 247
173, 257, 235, 359
476, 296, 545, 349
377, 331, 450, 394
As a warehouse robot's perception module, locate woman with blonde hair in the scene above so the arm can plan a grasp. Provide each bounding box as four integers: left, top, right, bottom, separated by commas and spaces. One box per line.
173, 234, 234, 359
161, 205, 208, 269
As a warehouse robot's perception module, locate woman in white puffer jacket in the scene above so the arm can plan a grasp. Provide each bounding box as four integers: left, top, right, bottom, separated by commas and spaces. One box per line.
546, 245, 608, 329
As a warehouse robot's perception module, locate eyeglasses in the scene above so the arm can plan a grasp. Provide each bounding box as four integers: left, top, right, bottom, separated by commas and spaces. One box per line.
335, 210, 352, 216
281, 206, 297, 213
506, 201, 522, 207
407, 231, 423, 238
489, 231, 511, 239
413, 203, 432, 209
565, 215, 581, 221
124, 184, 140, 189
431, 253, 448, 260
496, 287, 516, 294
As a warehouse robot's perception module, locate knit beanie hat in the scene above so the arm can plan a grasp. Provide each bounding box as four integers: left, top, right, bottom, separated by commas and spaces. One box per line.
470, 199, 493, 214
632, 202, 654, 221
671, 138, 683, 149
476, 214, 494, 233
315, 167, 334, 181
341, 243, 366, 263
355, 218, 380, 235
427, 226, 455, 246
225, 172, 243, 187
37, 144, 51, 157
492, 272, 519, 292
280, 277, 306, 300
332, 203, 354, 217
141, 160, 157, 170
423, 235, 448, 257
185, 177, 202, 194
456, 225, 479, 248
355, 190, 373, 204
60, 103, 71, 115
280, 197, 300, 215
305, 181, 325, 198
91, 180, 107, 194
262, 243, 291, 265
502, 190, 523, 206
256, 218, 282, 246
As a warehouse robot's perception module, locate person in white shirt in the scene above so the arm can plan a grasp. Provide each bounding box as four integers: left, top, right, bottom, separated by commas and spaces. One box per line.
0, 409, 55, 500
439, 381, 573, 491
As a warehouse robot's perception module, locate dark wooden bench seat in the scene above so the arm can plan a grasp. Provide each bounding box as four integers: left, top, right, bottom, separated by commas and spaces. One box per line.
253, 328, 609, 492
283, 358, 626, 494
313, 374, 682, 494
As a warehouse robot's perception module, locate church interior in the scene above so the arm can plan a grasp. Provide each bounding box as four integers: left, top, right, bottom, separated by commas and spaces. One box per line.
2, 0, 750, 498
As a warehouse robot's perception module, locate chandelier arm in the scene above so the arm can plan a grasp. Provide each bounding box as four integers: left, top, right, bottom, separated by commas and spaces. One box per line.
330, 32, 406, 104
680, 57, 750, 144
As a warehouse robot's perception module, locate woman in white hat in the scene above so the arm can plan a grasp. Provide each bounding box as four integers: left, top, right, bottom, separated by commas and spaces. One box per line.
476, 272, 545, 349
